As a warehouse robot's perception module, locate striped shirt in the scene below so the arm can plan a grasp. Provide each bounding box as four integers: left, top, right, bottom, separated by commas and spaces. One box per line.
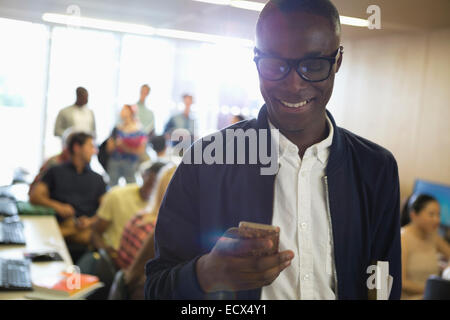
116, 214, 155, 270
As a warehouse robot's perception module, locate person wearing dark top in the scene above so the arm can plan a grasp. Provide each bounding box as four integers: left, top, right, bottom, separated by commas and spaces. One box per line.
145, 0, 401, 300
30, 132, 106, 259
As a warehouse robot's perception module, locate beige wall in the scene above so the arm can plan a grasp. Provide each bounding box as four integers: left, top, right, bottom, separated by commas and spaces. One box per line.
328, 28, 450, 202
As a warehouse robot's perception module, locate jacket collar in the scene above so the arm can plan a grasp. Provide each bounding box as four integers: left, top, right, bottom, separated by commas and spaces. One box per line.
255, 104, 345, 175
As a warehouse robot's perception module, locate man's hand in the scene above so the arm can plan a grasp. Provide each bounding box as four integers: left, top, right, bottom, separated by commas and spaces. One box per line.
75, 216, 96, 229
55, 203, 76, 218
195, 228, 294, 293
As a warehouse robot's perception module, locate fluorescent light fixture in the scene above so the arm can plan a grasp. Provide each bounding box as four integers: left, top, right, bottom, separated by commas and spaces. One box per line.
230, 0, 264, 11
42, 13, 155, 35
340, 16, 369, 27
156, 28, 253, 47
192, 0, 230, 5
42, 13, 254, 47
193, 0, 370, 27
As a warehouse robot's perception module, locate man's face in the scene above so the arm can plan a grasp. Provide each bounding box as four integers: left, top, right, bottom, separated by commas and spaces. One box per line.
140, 86, 150, 100
77, 90, 88, 106
184, 96, 193, 111
79, 138, 97, 163
256, 11, 342, 132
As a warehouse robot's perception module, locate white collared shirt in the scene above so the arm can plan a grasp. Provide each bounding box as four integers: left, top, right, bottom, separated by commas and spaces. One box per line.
261, 115, 336, 300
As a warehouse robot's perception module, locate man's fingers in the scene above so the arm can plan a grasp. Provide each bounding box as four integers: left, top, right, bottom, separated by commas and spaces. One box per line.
239, 250, 294, 273
215, 236, 272, 256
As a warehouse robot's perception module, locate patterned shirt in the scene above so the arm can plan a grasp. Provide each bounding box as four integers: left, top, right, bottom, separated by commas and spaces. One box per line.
116, 214, 155, 270
112, 128, 148, 162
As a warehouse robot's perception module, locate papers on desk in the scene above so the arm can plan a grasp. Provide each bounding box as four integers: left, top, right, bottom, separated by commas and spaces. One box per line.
25, 272, 103, 300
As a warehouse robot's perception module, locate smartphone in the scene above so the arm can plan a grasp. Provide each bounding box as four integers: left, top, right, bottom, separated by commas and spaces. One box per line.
236, 221, 280, 257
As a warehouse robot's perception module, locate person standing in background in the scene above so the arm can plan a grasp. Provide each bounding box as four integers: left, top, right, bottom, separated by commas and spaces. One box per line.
136, 84, 155, 137
163, 94, 196, 145
106, 104, 148, 187
54, 87, 96, 138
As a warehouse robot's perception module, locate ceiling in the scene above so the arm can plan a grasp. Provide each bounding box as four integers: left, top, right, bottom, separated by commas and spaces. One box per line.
1, 0, 449, 42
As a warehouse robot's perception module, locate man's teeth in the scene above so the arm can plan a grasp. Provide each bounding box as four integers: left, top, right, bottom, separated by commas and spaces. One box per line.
280, 99, 310, 108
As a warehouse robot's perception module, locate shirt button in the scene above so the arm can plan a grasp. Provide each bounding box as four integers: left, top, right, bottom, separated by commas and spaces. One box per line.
301, 171, 307, 177
301, 222, 307, 229
303, 274, 310, 281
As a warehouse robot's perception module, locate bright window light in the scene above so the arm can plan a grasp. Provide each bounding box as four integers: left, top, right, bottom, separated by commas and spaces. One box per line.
42, 13, 155, 35
42, 13, 254, 47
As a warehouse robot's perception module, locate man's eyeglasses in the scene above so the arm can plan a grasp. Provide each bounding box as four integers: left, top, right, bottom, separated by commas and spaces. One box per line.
254, 46, 344, 82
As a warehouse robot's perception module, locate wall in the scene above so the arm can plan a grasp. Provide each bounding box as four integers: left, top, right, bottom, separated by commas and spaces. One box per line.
328, 28, 450, 202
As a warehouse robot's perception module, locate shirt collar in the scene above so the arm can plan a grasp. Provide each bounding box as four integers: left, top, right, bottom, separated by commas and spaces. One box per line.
268, 115, 334, 165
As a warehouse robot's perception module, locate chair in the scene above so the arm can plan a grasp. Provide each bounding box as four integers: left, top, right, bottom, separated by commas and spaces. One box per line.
108, 270, 129, 300
423, 275, 450, 300
83, 249, 118, 300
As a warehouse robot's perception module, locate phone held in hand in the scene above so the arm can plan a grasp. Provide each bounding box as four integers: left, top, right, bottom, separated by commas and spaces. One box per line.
234, 221, 280, 257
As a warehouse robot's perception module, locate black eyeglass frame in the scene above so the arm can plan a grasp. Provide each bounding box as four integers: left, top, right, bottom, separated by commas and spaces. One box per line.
253, 46, 344, 82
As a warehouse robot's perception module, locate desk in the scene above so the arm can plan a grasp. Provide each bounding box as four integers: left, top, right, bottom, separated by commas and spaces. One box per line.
0, 216, 73, 299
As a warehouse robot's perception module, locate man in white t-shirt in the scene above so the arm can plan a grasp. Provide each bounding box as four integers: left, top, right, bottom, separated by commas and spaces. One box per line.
54, 87, 96, 138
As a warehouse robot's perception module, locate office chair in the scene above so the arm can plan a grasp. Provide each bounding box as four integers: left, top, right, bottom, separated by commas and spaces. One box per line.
423, 275, 450, 300
108, 270, 129, 300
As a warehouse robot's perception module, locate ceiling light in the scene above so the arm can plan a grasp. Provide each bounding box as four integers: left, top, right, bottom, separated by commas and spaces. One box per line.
192, 0, 230, 5
340, 16, 369, 27
230, 0, 264, 11
193, 0, 370, 27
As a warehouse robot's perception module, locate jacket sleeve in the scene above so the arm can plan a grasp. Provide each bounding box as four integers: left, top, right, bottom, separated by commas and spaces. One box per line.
370, 153, 402, 300
144, 160, 207, 299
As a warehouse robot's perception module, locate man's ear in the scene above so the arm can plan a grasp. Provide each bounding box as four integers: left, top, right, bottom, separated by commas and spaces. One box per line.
335, 51, 343, 73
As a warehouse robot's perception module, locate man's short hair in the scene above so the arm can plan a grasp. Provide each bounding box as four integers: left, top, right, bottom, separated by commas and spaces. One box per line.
182, 93, 193, 100
258, 0, 341, 36
76, 87, 87, 95
68, 132, 93, 155
150, 135, 166, 153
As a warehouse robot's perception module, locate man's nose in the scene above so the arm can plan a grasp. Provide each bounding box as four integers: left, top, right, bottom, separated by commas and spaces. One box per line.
281, 68, 309, 92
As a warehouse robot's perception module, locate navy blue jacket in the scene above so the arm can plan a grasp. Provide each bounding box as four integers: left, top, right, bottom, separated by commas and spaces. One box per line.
145, 105, 401, 300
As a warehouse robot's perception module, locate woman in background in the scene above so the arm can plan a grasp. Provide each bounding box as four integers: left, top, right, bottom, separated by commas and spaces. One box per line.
106, 104, 148, 187
401, 194, 450, 299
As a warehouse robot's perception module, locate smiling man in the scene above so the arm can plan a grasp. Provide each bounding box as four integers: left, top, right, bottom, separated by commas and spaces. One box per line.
145, 0, 401, 300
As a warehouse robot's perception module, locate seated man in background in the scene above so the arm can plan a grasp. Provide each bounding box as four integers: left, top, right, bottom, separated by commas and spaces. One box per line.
28, 128, 73, 195
29, 132, 106, 261
90, 162, 166, 262
115, 164, 177, 299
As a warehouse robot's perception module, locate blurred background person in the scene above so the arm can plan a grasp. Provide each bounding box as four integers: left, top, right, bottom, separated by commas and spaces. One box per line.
106, 104, 148, 187
90, 161, 166, 262
28, 128, 74, 195
54, 87, 96, 138
135, 84, 155, 138
163, 94, 195, 146
230, 114, 245, 125
29, 132, 106, 262
115, 164, 177, 299
401, 194, 450, 299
